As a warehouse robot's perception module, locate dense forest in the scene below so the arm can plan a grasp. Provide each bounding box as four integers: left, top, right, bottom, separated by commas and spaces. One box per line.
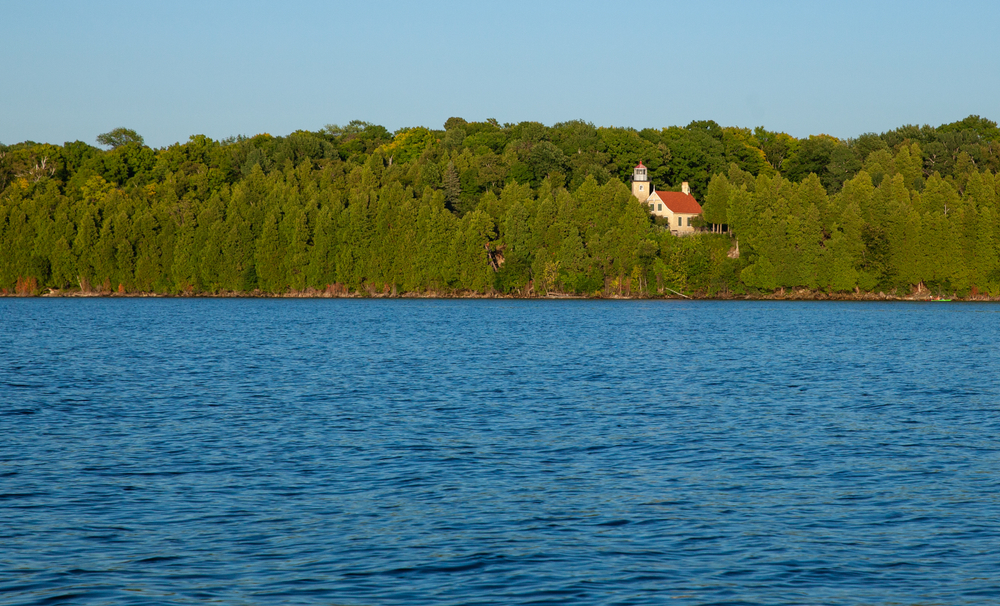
2, 115, 1000, 297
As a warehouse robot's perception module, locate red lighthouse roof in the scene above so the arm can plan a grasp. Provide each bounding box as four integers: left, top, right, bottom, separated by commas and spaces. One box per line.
636, 160, 646, 169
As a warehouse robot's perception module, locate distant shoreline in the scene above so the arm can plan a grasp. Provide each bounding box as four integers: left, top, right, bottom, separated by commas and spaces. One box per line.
4, 288, 997, 302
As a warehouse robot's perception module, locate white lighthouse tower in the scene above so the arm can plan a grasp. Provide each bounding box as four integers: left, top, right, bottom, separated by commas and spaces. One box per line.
631, 160, 651, 202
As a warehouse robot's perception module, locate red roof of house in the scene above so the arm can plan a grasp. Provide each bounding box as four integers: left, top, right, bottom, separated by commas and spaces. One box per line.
653, 191, 702, 214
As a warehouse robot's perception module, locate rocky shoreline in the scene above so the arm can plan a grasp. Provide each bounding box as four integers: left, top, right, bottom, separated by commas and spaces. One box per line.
3, 286, 997, 302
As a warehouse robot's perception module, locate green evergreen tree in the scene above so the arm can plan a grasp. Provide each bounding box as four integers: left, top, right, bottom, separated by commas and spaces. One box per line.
702, 173, 731, 232
256, 212, 288, 292
443, 161, 461, 212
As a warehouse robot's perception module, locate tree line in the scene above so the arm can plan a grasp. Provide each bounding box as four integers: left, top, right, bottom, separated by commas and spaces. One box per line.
2, 116, 999, 297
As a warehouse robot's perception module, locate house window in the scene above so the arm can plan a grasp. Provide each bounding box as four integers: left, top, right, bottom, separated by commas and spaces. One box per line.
649, 204, 654, 211
658, 204, 662, 211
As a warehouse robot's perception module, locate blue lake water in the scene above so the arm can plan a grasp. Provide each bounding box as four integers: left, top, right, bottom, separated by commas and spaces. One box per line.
2, 298, 1000, 605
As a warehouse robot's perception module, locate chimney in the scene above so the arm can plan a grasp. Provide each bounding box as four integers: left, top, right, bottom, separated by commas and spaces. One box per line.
681, 181, 690, 195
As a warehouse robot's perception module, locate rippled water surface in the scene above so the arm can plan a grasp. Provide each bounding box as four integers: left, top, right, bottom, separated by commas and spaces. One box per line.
2, 299, 1000, 605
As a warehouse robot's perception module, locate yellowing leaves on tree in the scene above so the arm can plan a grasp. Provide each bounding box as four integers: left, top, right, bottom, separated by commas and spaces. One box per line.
378, 127, 436, 165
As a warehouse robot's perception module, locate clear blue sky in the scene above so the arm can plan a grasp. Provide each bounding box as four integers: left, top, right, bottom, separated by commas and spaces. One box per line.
4, 0, 999, 148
